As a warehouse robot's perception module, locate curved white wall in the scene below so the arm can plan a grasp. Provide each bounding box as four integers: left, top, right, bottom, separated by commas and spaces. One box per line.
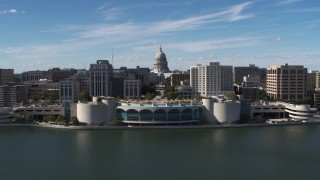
77, 103, 108, 125
213, 102, 240, 123
202, 98, 215, 124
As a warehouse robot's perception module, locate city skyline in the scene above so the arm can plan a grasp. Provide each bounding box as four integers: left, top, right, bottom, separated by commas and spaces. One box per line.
0, 0, 319, 73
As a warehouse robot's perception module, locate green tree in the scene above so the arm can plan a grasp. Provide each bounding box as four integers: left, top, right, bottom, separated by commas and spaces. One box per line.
44, 115, 56, 122
25, 115, 35, 123
71, 116, 79, 125
79, 90, 90, 102
225, 92, 238, 100
256, 89, 269, 101
165, 92, 178, 100
141, 83, 156, 96
43, 90, 59, 103
56, 115, 66, 124
14, 115, 24, 123
31, 93, 41, 103
144, 92, 155, 100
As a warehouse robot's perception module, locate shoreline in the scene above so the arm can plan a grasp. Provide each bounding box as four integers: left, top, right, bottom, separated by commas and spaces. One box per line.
1, 121, 320, 130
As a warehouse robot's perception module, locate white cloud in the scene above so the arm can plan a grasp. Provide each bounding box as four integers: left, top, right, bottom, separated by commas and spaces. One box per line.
77, 2, 254, 39
0, 8, 19, 14
9, 9, 17, 13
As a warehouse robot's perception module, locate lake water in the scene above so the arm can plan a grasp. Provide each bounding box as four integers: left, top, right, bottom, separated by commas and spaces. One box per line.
0, 125, 320, 180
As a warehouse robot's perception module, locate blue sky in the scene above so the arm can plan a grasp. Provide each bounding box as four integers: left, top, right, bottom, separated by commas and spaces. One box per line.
0, 0, 319, 73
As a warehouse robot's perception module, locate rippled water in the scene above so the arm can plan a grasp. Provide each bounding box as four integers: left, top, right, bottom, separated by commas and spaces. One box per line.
0, 125, 319, 180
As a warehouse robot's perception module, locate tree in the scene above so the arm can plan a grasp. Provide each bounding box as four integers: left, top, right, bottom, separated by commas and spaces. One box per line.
43, 90, 59, 103
141, 83, 156, 95
225, 92, 238, 100
31, 93, 41, 103
79, 90, 90, 102
256, 89, 269, 101
71, 116, 79, 125
165, 92, 178, 100
56, 115, 66, 124
144, 92, 155, 100
25, 115, 35, 123
14, 115, 23, 123
44, 115, 56, 122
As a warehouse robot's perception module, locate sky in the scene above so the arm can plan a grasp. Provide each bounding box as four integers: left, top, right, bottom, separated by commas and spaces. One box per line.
0, 0, 319, 73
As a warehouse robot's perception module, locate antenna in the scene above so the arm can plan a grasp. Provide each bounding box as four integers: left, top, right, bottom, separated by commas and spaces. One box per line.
111, 48, 114, 67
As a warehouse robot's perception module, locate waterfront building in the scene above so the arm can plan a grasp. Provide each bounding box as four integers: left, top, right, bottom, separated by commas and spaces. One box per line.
0, 69, 14, 85
153, 46, 169, 73
202, 98, 240, 124
13, 106, 64, 121
190, 62, 233, 98
250, 103, 287, 120
76, 96, 204, 126
284, 103, 317, 121
0, 107, 13, 124
266, 63, 307, 101
89, 60, 113, 97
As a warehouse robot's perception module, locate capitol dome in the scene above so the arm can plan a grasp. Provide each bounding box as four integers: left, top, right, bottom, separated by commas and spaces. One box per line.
153, 46, 169, 73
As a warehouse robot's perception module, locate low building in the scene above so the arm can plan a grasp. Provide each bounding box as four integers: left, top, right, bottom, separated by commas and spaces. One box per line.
13, 106, 64, 121
284, 104, 317, 121
0, 108, 13, 124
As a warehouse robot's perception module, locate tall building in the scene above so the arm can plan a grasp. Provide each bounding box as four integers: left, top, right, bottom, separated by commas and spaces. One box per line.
266, 64, 307, 100
89, 60, 113, 97
0, 84, 27, 107
153, 46, 169, 73
190, 62, 233, 97
307, 70, 318, 92
112, 66, 149, 99
0, 69, 14, 85
233, 64, 266, 85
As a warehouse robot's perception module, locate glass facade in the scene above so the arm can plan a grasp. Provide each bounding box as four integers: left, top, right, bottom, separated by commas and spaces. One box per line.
116, 107, 203, 122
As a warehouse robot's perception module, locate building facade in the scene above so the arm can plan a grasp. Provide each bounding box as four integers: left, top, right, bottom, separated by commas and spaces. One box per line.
123, 80, 141, 99
59, 78, 80, 103
0, 69, 14, 85
153, 46, 169, 73
89, 60, 113, 97
190, 62, 233, 97
0, 84, 27, 107
266, 64, 307, 101
233, 64, 265, 84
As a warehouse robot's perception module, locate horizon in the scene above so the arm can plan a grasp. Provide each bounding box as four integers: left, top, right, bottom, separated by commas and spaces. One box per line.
0, 0, 319, 73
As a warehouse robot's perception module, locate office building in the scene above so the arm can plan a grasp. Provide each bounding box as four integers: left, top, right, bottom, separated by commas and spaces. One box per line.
89, 60, 113, 97
266, 63, 307, 100
190, 62, 233, 97
0, 69, 14, 85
